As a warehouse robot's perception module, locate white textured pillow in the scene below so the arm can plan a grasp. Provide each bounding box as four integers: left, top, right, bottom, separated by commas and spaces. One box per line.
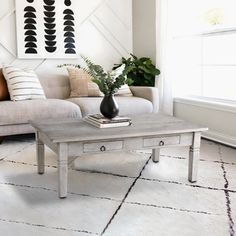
2, 65, 46, 101
116, 84, 133, 96
111, 65, 133, 96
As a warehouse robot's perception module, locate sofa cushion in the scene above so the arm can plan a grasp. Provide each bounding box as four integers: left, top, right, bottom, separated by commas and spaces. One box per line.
0, 99, 82, 126
115, 84, 133, 96
3, 65, 46, 101
67, 66, 133, 98
67, 68, 103, 97
38, 73, 71, 99
0, 69, 10, 101
110, 65, 133, 96
67, 96, 153, 117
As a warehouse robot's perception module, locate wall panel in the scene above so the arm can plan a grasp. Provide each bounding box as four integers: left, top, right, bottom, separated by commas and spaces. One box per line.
0, 0, 132, 73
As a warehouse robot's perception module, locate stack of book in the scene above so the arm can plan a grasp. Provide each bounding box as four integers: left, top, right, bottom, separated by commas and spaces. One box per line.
84, 114, 132, 128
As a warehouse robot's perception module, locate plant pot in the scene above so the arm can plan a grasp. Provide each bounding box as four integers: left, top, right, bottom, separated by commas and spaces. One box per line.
100, 95, 119, 119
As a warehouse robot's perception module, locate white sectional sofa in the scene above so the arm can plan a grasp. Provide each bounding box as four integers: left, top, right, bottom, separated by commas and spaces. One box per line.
0, 73, 159, 136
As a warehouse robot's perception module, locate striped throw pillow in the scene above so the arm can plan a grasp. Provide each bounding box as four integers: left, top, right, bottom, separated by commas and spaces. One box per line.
2, 65, 46, 101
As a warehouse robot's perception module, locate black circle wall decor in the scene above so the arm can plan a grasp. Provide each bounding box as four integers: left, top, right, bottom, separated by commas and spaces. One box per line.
44, 0, 57, 53
24, 1, 37, 54
63, 1, 76, 54
20, 0, 78, 57
65, 0, 71, 7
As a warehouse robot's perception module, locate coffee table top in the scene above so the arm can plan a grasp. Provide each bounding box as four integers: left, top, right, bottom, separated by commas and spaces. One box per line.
30, 113, 208, 143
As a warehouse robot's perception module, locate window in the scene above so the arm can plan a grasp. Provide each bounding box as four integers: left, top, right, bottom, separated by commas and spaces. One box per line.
168, 0, 236, 101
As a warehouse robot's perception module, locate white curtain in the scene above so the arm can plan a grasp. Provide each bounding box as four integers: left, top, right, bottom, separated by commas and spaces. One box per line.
156, 0, 174, 115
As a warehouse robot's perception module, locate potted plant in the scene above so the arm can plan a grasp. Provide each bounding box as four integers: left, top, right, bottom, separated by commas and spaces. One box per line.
81, 56, 129, 118
113, 54, 160, 87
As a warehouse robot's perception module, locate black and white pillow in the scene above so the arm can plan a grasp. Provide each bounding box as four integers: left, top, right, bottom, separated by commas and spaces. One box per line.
2, 65, 46, 101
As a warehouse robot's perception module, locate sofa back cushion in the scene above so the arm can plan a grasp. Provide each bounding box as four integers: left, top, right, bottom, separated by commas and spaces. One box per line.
66, 66, 132, 98
37, 68, 71, 99
67, 68, 103, 97
0, 69, 10, 101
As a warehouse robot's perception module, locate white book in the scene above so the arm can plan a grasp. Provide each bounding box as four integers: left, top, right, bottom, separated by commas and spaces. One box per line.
84, 117, 132, 128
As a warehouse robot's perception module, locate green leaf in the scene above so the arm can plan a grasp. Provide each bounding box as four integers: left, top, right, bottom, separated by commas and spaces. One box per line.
130, 53, 138, 60
80, 55, 129, 95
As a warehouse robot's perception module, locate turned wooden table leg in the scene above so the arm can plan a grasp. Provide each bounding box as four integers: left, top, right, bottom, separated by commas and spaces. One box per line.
188, 132, 201, 183
58, 143, 68, 199
36, 132, 45, 175
152, 148, 160, 163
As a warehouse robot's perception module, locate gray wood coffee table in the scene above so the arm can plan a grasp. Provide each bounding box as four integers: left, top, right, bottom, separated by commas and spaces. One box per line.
30, 114, 207, 198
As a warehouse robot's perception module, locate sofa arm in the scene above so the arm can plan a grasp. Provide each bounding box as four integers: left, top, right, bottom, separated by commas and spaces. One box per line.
129, 86, 159, 113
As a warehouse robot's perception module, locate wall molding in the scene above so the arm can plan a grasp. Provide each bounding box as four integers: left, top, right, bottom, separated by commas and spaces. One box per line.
174, 97, 236, 114
0, 0, 132, 70
202, 130, 236, 148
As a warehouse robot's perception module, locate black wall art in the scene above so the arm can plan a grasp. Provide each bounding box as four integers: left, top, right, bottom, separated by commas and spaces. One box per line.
16, 0, 78, 58
63, 0, 76, 54
24, 0, 37, 54
44, 0, 57, 53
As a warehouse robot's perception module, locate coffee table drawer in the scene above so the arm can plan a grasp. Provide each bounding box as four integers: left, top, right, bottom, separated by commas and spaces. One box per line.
143, 136, 180, 147
83, 141, 123, 153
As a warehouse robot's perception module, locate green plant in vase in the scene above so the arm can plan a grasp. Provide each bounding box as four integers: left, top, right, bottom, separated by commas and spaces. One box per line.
81, 55, 128, 95
81, 55, 129, 118
113, 54, 160, 87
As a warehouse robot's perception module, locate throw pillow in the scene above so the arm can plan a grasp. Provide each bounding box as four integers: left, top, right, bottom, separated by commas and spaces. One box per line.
67, 68, 103, 97
0, 68, 10, 101
2, 65, 46, 101
110, 65, 133, 96
115, 84, 133, 96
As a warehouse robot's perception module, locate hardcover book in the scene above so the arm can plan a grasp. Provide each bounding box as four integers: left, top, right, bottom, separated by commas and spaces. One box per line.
88, 114, 131, 123
84, 114, 132, 128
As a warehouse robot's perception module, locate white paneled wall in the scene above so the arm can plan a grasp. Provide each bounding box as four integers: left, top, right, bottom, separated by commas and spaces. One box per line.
133, 0, 156, 63
0, 0, 132, 74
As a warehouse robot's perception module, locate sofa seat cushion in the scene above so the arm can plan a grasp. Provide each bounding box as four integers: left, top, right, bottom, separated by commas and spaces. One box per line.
0, 99, 82, 126
67, 96, 153, 117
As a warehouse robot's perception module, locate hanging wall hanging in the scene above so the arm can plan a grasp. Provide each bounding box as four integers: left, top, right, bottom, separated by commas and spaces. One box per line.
15, 0, 78, 59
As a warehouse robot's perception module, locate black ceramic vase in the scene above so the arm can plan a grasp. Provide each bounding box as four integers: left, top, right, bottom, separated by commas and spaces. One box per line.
100, 95, 119, 119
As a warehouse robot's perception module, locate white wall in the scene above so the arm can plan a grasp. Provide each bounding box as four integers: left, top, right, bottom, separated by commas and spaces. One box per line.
132, 0, 156, 63
0, 0, 132, 74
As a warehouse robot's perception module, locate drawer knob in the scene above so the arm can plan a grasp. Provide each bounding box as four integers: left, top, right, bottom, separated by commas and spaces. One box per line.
159, 141, 165, 146
100, 146, 106, 152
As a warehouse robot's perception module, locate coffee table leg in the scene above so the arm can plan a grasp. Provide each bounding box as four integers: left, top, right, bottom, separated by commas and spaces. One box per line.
36, 132, 45, 175
152, 148, 160, 163
58, 143, 68, 199
188, 132, 201, 183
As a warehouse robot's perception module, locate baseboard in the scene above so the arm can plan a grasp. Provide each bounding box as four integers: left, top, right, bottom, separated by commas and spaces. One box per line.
202, 130, 236, 148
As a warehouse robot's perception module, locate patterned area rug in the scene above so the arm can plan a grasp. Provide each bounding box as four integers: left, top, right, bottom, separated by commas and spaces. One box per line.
0, 135, 235, 236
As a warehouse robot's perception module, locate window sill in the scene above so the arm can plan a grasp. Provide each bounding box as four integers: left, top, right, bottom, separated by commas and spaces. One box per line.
174, 96, 236, 114
173, 26, 236, 39
200, 26, 236, 36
